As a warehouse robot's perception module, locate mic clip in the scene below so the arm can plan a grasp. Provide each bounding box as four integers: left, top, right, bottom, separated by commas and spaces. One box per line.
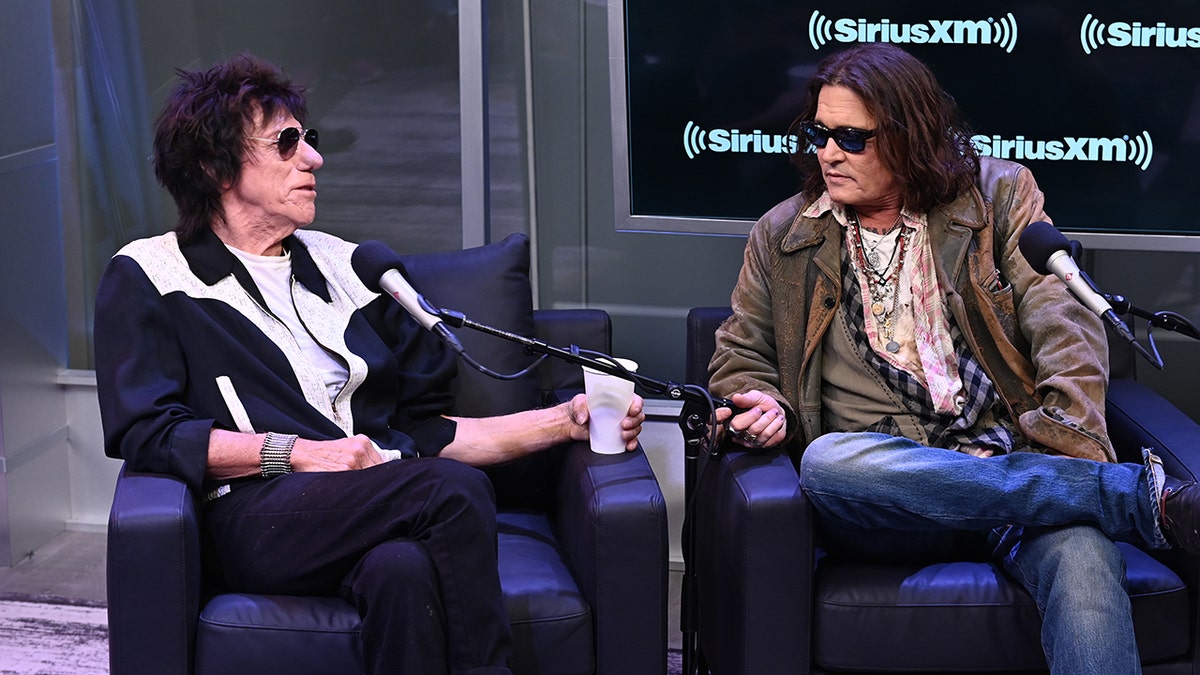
437, 308, 466, 328
415, 295, 466, 328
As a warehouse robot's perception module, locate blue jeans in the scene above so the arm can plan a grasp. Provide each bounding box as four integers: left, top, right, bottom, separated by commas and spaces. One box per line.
799, 432, 1163, 674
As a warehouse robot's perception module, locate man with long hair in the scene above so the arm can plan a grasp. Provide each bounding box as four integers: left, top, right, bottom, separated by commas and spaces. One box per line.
710, 43, 1199, 673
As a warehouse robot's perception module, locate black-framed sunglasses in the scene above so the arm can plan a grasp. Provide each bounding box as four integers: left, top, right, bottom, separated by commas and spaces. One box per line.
799, 121, 876, 153
248, 127, 320, 159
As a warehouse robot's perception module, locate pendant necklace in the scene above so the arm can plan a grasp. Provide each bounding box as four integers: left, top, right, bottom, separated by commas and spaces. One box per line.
861, 233, 893, 270
862, 231, 901, 281
849, 210, 910, 353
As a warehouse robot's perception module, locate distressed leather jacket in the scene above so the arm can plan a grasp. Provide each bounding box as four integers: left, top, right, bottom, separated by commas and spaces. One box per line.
710, 157, 1115, 463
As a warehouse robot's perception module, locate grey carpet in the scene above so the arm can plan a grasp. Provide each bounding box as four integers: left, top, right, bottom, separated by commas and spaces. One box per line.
0, 595, 108, 674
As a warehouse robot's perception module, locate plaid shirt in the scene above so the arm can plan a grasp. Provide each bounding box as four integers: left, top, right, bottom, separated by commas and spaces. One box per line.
840, 251, 1016, 453
804, 195, 964, 414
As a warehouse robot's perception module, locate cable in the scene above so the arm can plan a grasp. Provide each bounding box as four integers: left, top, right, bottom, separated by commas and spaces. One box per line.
458, 352, 549, 380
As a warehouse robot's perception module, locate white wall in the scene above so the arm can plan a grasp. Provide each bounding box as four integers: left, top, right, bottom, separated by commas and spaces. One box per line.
62, 373, 120, 530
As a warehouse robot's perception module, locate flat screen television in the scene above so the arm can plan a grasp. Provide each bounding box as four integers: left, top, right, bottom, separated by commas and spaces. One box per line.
609, 0, 1200, 250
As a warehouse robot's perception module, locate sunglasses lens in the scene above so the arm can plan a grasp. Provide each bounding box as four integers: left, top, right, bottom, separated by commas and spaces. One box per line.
802, 123, 829, 148
803, 122, 871, 153
276, 127, 301, 157
834, 130, 867, 153
303, 128, 320, 151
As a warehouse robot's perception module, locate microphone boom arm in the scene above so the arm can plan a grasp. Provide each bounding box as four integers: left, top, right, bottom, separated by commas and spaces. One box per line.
1104, 294, 1200, 341
1094, 293, 1200, 372
438, 307, 737, 429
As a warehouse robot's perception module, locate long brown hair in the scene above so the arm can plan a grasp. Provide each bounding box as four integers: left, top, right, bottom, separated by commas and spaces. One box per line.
152, 54, 309, 243
791, 44, 979, 213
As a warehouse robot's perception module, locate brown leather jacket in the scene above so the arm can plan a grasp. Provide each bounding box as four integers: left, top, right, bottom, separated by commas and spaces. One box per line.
709, 157, 1115, 462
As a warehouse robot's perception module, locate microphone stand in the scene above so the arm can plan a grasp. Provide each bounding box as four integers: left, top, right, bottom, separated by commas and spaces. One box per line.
1103, 294, 1200, 370
436, 306, 725, 675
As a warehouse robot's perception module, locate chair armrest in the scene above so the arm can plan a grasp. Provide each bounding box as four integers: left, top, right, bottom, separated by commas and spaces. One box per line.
554, 442, 667, 675
107, 464, 202, 675
694, 449, 811, 675
1106, 378, 1200, 480
1106, 377, 1200, 657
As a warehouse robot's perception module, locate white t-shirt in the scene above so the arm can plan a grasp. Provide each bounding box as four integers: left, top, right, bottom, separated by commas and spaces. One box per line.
227, 245, 350, 401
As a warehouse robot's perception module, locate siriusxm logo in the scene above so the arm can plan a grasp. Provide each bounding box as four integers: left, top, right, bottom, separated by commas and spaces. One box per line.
1080, 14, 1200, 53
971, 132, 1154, 171
682, 122, 798, 159
680, 123, 1155, 171
808, 10, 1018, 52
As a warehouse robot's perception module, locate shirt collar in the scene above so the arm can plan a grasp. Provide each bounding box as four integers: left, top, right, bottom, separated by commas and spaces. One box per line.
178, 227, 332, 303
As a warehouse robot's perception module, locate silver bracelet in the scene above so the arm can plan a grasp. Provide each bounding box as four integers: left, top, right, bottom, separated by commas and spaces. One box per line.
260, 432, 297, 477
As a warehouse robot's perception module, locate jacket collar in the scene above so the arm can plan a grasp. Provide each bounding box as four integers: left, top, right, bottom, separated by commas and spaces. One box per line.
782, 181, 989, 276
178, 227, 333, 303
926, 182, 989, 281
781, 209, 833, 255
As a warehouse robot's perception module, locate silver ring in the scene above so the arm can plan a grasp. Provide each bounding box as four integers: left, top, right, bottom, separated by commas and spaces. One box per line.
744, 432, 757, 442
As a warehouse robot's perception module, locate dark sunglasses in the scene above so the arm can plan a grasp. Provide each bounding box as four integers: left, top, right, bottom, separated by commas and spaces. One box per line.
799, 121, 876, 153
248, 127, 320, 159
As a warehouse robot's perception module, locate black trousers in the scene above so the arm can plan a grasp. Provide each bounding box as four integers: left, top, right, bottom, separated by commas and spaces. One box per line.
203, 457, 513, 675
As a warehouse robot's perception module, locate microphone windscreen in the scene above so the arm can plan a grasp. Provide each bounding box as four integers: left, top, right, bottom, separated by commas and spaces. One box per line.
350, 240, 407, 294
1017, 221, 1070, 276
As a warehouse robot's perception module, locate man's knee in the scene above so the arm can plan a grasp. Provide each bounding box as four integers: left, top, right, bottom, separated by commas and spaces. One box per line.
800, 432, 884, 488
346, 539, 439, 599
1014, 526, 1128, 607
1038, 526, 1126, 579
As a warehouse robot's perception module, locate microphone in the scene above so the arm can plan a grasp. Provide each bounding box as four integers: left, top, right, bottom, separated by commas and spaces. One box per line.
351, 241, 465, 354
1017, 221, 1137, 344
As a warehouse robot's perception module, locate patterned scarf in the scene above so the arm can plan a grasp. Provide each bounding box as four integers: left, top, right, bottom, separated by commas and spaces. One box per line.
844, 207, 964, 413
901, 224, 963, 414
841, 243, 1016, 453
804, 194, 965, 414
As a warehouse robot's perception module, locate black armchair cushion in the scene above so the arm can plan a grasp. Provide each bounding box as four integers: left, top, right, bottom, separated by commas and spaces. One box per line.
498, 510, 593, 675
400, 233, 540, 417
686, 307, 729, 386
812, 543, 1188, 671
196, 594, 362, 673
401, 234, 551, 509
195, 511, 597, 675
533, 308, 613, 403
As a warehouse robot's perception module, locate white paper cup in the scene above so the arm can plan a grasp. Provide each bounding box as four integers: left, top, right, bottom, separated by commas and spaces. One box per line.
581, 358, 639, 455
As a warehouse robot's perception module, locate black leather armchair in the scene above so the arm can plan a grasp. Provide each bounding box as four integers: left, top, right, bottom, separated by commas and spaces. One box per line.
686, 304, 1200, 674
106, 234, 668, 675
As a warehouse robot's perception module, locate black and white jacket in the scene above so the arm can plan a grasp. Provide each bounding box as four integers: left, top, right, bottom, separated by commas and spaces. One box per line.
95, 226, 458, 492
